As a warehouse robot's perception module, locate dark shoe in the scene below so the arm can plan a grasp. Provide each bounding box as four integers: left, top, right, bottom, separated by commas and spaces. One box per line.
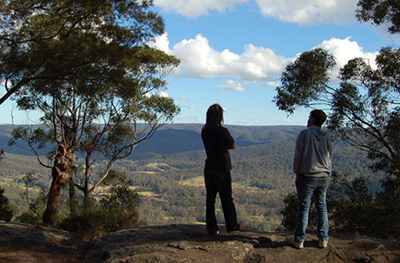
208, 230, 220, 236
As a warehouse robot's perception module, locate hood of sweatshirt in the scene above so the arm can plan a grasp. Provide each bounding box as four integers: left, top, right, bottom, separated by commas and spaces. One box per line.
309, 126, 327, 141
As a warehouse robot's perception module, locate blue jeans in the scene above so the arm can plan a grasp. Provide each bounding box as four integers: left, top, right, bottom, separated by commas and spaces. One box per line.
295, 175, 329, 242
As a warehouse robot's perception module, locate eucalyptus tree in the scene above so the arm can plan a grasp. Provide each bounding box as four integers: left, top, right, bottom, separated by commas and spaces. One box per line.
274, 47, 400, 179
356, 0, 400, 34
275, 0, 400, 238
7, 0, 180, 225
275, 0, 400, 180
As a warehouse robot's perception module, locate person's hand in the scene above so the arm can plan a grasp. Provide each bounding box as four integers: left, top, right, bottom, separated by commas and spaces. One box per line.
227, 142, 236, 149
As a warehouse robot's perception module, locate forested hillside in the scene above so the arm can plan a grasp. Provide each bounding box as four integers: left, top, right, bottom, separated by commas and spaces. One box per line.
0, 124, 304, 158
0, 124, 378, 231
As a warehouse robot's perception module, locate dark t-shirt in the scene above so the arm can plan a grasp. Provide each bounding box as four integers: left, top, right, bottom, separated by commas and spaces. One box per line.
201, 125, 234, 172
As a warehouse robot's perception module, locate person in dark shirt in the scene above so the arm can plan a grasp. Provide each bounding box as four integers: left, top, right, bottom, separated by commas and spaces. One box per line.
201, 103, 248, 235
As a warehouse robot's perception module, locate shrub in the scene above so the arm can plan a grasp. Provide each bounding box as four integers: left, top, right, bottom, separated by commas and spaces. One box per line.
280, 173, 390, 238
100, 185, 142, 230
15, 212, 41, 225
58, 183, 145, 241
280, 191, 317, 231
58, 202, 111, 241
0, 187, 14, 222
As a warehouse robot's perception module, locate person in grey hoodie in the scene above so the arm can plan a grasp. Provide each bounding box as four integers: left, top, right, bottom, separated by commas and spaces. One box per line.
286, 109, 332, 249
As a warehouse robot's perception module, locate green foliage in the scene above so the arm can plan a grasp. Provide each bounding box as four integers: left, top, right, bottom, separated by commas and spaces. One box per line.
100, 185, 143, 229
276, 3, 400, 238
20, 173, 47, 219
280, 172, 400, 239
274, 48, 335, 114
275, 45, 400, 196
58, 201, 113, 241
280, 192, 298, 231
100, 170, 143, 229
280, 192, 320, 232
356, 0, 400, 34
0, 187, 14, 222
328, 173, 376, 235
58, 174, 144, 241
3, 0, 180, 224
0, 0, 166, 105
15, 212, 41, 225
14, 174, 48, 225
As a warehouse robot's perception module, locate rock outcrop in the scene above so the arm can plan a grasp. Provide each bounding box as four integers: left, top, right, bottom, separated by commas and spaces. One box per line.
1, 222, 400, 262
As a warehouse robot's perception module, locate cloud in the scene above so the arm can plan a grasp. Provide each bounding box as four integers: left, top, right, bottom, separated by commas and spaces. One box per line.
177, 96, 190, 101
146, 90, 170, 98
231, 119, 262, 125
254, 0, 358, 25
159, 91, 170, 97
152, 34, 378, 86
217, 80, 277, 92
165, 34, 290, 80
315, 37, 378, 78
154, 0, 358, 24
153, 0, 247, 18
149, 33, 171, 53
183, 104, 194, 109
218, 80, 246, 92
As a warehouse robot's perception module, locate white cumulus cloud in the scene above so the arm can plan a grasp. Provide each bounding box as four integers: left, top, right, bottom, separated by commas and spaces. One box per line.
315, 37, 378, 78
148, 33, 171, 54
254, 0, 358, 24
151, 34, 379, 89
153, 0, 247, 18
154, 0, 358, 24
159, 91, 170, 97
218, 80, 246, 92
165, 34, 290, 80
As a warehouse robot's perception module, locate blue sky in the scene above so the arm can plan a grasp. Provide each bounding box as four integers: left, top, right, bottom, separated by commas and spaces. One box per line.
1, 0, 399, 126
146, 0, 398, 126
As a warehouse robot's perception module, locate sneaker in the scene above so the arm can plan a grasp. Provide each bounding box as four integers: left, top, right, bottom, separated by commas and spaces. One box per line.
286, 235, 304, 249
319, 239, 328, 248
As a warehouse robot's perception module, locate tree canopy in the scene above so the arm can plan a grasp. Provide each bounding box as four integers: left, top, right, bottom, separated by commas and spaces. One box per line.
274, 47, 400, 177
356, 0, 400, 34
275, 0, 400, 238
5, 0, 181, 225
0, 0, 165, 105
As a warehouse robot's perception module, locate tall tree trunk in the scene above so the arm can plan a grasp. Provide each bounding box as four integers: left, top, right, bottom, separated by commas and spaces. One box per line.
43, 144, 77, 225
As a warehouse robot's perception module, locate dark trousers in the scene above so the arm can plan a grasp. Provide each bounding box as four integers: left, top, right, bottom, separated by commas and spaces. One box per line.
204, 168, 239, 234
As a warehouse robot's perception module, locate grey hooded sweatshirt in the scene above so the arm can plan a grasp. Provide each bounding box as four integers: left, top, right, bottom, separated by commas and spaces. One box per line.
293, 126, 332, 177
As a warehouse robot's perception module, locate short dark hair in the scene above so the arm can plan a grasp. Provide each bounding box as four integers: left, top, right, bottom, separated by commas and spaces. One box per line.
204, 104, 224, 129
310, 109, 327, 127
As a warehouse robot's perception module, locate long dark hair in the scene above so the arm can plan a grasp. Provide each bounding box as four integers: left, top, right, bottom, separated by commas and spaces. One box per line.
204, 103, 224, 129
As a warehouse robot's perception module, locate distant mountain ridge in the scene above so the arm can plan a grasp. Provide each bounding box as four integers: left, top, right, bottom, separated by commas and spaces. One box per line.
0, 124, 305, 159
130, 124, 304, 159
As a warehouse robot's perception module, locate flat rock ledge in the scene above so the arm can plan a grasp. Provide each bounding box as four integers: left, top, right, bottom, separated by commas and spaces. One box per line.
1, 222, 400, 262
